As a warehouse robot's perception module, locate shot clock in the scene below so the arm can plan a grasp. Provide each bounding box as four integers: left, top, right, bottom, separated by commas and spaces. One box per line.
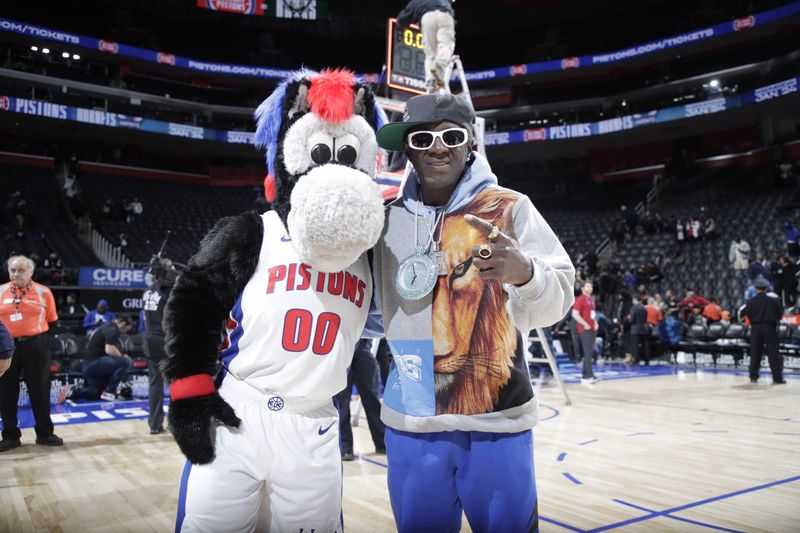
386, 17, 426, 94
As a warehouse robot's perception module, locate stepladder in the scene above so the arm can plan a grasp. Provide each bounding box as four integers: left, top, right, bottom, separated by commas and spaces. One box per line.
528, 327, 572, 406
439, 55, 472, 101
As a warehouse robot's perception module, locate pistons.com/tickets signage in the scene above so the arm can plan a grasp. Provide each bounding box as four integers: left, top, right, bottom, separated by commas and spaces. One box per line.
78, 267, 148, 289
0, 2, 795, 79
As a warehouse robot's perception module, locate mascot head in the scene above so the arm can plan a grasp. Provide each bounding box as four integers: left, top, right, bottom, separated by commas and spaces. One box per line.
254, 68, 387, 272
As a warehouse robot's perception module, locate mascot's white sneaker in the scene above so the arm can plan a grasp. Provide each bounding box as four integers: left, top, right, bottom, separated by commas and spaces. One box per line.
288, 165, 384, 272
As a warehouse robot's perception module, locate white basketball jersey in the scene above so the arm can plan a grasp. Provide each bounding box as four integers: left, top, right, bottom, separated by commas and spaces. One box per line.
220, 210, 371, 402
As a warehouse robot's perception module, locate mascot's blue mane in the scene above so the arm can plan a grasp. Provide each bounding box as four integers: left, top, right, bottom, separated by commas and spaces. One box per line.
253, 69, 313, 177
253, 68, 388, 177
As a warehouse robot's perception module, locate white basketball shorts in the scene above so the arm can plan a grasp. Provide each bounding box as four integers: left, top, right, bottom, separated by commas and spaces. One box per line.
177, 376, 343, 533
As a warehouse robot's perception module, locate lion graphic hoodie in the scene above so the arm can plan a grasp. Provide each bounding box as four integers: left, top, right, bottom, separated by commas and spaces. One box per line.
368, 152, 575, 433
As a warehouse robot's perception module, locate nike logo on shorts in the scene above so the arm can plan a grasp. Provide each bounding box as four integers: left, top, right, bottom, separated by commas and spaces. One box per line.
281, 235, 291, 242
318, 421, 336, 435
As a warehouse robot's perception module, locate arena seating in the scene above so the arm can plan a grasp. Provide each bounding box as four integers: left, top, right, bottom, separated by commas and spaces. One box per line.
610, 169, 791, 312
1, 161, 100, 268
667, 321, 799, 368
541, 208, 621, 260
76, 170, 260, 264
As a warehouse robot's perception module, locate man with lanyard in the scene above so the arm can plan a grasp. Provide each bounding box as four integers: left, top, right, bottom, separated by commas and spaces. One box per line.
0, 255, 63, 452
368, 93, 575, 532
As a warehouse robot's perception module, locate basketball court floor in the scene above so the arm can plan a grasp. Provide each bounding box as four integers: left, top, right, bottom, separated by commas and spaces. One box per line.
1, 364, 797, 532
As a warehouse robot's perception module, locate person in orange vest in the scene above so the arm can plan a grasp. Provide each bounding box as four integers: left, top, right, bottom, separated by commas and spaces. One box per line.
0, 255, 63, 452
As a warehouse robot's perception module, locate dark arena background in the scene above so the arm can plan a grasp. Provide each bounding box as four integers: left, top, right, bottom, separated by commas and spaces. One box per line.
1, 1, 799, 531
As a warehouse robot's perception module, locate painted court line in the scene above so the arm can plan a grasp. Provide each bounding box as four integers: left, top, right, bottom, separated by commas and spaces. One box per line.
613, 499, 746, 532
540, 515, 585, 532
602, 397, 800, 424
586, 476, 800, 532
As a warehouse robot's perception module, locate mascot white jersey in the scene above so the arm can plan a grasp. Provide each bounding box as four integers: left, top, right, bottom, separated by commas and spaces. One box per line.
160, 68, 387, 532
221, 210, 372, 402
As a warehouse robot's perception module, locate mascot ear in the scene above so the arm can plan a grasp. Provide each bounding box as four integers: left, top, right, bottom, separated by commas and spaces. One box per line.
284, 80, 310, 121
353, 86, 367, 117
354, 82, 387, 132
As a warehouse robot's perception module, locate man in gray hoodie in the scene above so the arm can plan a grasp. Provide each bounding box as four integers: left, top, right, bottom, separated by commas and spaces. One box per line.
368, 93, 575, 532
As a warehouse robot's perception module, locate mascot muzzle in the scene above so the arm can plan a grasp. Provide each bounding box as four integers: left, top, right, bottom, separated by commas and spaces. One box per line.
288, 164, 384, 272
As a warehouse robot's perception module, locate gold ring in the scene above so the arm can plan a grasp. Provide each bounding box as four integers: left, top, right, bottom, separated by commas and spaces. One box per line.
478, 244, 492, 259
487, 225, 500, 240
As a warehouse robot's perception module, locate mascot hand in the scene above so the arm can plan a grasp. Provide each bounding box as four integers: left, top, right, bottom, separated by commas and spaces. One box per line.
167, 375, 241, 464
168, 394, 240, 464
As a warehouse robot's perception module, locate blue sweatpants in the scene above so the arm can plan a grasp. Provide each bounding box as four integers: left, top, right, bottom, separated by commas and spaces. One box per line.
385, 428, 538, 533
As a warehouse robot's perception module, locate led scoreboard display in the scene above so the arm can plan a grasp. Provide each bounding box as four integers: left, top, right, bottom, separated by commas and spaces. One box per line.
386, 18, 426, 94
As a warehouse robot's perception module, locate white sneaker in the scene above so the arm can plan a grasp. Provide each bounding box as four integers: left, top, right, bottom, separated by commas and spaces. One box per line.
581, 377, 600, 384
100, 391, 116, 401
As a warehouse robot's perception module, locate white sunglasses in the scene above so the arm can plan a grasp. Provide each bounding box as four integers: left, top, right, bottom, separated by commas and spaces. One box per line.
406, 127, 469, 150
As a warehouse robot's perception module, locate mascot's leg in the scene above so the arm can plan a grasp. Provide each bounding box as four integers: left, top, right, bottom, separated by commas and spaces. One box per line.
268, 402, 343, 533
457, 430, 539, 533
176, 384, 267, 532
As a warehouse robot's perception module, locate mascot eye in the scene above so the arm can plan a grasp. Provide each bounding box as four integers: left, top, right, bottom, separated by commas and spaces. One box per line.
333, 133, 361, 167
337, 145, 358, 166
311, 143, 332, 164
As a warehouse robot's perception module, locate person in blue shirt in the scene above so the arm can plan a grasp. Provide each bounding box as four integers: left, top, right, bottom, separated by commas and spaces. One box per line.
0, 320, 13, 378
82, 299, 116, 335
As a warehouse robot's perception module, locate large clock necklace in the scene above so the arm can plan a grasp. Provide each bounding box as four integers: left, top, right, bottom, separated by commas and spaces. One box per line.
395, 198, 446, 300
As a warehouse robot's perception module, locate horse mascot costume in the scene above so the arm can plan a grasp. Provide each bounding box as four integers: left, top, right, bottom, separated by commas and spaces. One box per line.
160, 68, 386, 532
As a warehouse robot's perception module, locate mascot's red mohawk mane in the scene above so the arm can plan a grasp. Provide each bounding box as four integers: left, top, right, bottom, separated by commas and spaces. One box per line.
307, 68, 356, 124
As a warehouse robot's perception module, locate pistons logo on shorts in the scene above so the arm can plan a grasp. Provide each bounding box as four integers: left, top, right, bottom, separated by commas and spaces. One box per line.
267, 396, 285, 411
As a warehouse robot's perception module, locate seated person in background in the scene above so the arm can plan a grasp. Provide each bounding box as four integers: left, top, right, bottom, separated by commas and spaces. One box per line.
69, 317, 133, 401
701, 215, 718, 239
678, 290, 709, 322
59, 294, 81, 317
82, 299, 116, 334
687, 305, 707, 328
663, 308, 685, 344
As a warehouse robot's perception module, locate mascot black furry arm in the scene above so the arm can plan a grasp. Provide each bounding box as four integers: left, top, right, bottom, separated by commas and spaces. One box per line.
161, 69, 387, 475
160, 212, 261, 463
